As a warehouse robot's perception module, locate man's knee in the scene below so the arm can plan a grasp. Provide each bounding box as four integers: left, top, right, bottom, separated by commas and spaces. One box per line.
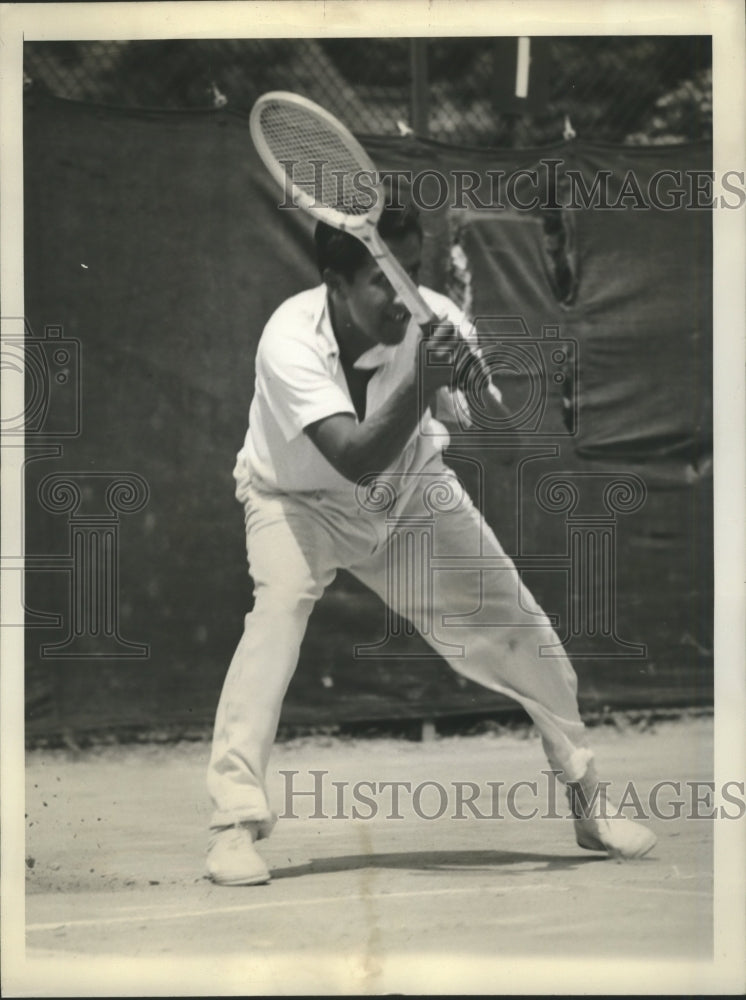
249, 581, 320, 623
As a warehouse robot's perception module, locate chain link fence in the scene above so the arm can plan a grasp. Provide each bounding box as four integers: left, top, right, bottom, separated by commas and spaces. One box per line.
24, 36, 711, 147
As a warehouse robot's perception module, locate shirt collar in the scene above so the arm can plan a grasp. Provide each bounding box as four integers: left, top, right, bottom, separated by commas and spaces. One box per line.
353, 343, 398, 370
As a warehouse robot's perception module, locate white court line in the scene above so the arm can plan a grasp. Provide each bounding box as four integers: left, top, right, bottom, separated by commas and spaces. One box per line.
27, 879, 711, 934
26, 883, 556, 932
614, 884, 712, 898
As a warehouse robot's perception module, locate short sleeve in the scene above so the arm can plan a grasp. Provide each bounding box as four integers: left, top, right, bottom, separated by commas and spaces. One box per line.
257, 332, 355, 441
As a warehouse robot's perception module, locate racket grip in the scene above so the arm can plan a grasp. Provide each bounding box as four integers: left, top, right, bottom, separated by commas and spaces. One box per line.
363, 230, 435, 326
375, 257, 434, 325
363, 230, 493, 385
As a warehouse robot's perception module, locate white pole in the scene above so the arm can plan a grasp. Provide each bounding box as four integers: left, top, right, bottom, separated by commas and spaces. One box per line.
515, 36, 530, 99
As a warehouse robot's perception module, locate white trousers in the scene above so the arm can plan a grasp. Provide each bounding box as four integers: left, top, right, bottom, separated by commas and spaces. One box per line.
207, 462, 593, 835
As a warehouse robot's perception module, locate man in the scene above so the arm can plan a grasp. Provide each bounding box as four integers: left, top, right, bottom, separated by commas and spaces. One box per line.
206, 187, 657, 886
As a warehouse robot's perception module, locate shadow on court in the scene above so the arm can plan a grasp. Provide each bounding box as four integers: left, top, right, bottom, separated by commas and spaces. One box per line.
271, 847, 609, 879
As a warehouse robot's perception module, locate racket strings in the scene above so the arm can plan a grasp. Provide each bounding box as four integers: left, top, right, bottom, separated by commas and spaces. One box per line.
257, 101, 378, 217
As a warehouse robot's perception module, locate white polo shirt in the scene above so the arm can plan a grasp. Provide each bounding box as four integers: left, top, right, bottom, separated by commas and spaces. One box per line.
235, 284, 493, 495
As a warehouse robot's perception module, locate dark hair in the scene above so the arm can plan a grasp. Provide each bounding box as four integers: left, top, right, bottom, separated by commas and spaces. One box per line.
314, 177, 422, 281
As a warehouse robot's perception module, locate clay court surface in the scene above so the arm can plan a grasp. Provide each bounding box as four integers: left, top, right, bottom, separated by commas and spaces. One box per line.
18, 715, 720, 993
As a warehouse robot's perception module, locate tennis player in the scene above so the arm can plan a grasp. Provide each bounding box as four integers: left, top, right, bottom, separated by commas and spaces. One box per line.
206, 184, 657, 885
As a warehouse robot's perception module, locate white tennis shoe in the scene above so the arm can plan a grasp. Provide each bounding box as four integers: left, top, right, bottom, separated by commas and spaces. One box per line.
206, 822, 271, 886
568, 788, 657, 860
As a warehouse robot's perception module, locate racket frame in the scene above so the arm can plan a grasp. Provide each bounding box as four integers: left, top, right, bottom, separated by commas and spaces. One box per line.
250, 91, 436, 327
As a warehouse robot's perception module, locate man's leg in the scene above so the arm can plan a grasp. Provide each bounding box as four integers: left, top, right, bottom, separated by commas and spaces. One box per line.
349, 468, 656, 859
350, 472, 591, 780
206, 487, 339, 881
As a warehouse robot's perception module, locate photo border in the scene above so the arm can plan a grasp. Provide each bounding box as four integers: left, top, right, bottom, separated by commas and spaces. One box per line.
1, 2, 744, 995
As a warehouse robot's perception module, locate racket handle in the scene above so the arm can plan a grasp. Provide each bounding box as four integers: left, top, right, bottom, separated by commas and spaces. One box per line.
362, 229, 436, 327
362, 228, 493, 389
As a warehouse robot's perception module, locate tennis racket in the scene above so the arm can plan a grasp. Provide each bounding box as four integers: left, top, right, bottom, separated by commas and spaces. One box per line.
249, 90, 437, 327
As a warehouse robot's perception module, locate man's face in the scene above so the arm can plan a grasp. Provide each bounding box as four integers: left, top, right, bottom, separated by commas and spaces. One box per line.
335, 231, 422, 347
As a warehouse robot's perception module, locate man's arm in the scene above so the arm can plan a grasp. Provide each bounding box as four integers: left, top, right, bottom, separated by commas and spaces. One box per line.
305, 325, 458, 483
305, 376, 423, 483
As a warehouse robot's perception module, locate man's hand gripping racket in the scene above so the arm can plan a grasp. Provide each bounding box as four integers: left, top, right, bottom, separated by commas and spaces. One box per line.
249, 91, 491, 391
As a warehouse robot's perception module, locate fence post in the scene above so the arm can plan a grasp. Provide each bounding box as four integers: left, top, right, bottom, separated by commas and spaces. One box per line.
410, 38, 429, 135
